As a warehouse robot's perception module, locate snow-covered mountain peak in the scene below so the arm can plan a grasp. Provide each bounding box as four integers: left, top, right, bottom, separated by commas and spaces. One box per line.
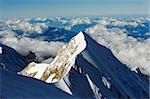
20, 31, 87, 83
1, 31, 149, 98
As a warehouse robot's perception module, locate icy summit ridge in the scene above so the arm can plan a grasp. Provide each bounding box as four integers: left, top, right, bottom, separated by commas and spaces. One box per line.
20, 31, 87, 83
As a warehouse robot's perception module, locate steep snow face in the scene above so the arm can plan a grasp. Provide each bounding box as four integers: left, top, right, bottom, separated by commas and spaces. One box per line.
75, 33, 149, 98
0, 44, 27, 72
0, 69, 75, 98
20, 31, 86, 83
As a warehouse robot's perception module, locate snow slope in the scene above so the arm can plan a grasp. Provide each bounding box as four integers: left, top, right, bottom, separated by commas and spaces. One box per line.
0, 44, 27, 72
0, 43, 77, 99
0, 69, 76, 99
74, 32, 149, 98
20, 31, 149, 99
54, 31, 149, 98
0, 31, 149, 99
20, 31, 86, 83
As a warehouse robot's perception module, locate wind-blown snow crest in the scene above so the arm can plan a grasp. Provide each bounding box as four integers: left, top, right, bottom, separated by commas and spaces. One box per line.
20, 31, 87, 83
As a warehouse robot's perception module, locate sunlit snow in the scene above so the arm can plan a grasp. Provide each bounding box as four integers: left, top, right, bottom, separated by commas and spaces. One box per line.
20, 31, 87, 83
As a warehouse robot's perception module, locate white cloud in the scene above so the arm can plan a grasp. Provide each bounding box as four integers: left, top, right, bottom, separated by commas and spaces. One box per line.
6, 19, 48, 34
145, 32, 150, 36
33, 17, 47, 21
0, 30, 16, 38
69, 17, 92, 26
0, 17, 150, 76
85, 18, 150, 76
42, 57, 54, 63
1, 31, 65, 61
16, 22, 48, 34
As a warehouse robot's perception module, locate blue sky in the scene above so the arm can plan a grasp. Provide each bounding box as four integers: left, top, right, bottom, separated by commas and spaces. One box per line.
0, 0, 149, 18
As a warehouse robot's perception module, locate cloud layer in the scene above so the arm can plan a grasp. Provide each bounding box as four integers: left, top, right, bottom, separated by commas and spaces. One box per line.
0, 30, 64, 61
85, 17, 150, 75
0, 17, 150, 76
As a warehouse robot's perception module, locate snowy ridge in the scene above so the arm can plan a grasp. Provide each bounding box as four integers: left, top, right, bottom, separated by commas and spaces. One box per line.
75, 33, 149, 98
20, 31, 86, 83
0, 44, 27, 72
1, 31, 149, 98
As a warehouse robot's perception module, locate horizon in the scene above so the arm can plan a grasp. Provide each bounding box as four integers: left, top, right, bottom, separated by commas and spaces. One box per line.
0, 0, 149, 18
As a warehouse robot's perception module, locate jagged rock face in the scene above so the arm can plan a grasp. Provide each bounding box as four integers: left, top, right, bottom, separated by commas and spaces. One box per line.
20, 31, 86, 83
25, 51, 37, 63
0, 44, 27, 72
